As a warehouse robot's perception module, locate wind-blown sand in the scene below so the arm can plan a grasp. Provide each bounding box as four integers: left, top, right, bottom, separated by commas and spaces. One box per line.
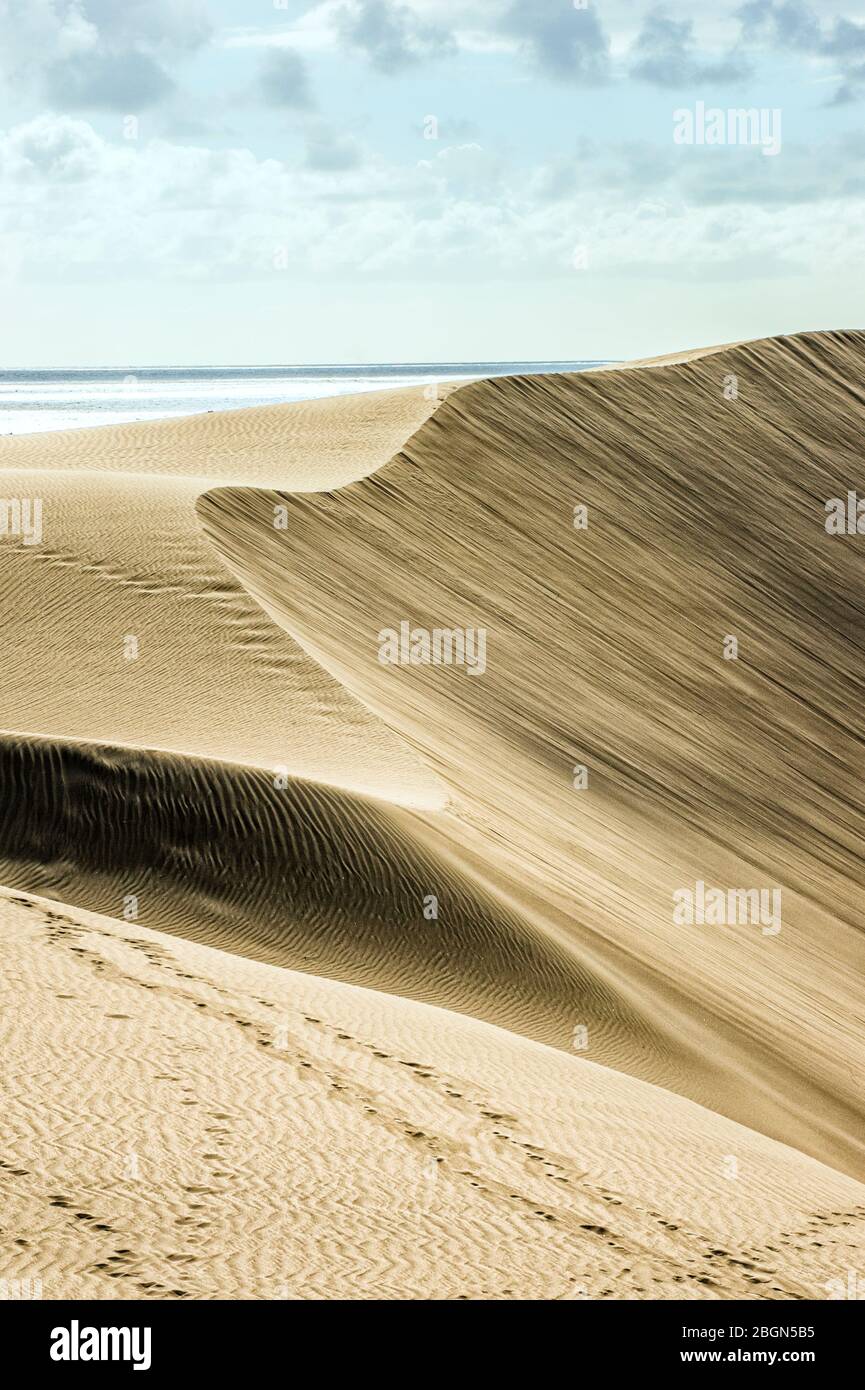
1, 334, 863, 1299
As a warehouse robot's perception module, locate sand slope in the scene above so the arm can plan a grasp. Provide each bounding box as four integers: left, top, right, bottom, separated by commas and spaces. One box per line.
0, 468, 438, 802
199, 331, 865, 1179
0, 386, 450, 801
0, 733, 618, 1049
2, 890, 863, 1301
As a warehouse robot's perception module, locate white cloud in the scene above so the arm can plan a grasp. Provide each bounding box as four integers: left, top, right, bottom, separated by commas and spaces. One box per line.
0, 0, 212, 109
738, 0, 865, 103
630, 9, 751, 86
304, 120, 363, 170
0, 112, 108, 180
1, 113, 862, 292
499, 0, 611, 83
335, 0, 457, 73
257, 48, 315, 108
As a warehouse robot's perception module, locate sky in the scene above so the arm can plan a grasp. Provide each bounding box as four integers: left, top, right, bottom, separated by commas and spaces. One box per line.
0, 0, 864, 365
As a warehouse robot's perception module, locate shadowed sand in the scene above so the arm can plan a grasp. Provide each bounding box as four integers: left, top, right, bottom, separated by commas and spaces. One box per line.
1, 335, 864, 1300
0, 734, 618, 1050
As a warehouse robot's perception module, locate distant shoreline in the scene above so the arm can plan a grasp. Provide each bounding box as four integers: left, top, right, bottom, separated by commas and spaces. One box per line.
0, 361, 608, 436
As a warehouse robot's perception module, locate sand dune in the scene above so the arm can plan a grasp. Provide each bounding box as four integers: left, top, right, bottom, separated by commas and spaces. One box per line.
199, 330, 865, 1179
3, 889, 863, 1301
1, 333, 863, 1300
0, 468, 437, 802
0, 386, 452, 804
0, 733, 618, 1049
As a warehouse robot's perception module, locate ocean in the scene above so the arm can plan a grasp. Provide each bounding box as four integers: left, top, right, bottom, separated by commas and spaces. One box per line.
0, 363, 605, 435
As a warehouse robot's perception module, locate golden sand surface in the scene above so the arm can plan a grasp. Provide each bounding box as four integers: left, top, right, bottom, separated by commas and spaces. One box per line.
1, 336, 863, 1298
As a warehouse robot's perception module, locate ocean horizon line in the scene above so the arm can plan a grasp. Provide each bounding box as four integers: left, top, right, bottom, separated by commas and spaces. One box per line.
0, 360, 611, 377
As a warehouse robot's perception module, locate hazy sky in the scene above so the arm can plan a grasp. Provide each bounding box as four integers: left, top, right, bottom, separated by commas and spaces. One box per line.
1, 0, 864, 364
